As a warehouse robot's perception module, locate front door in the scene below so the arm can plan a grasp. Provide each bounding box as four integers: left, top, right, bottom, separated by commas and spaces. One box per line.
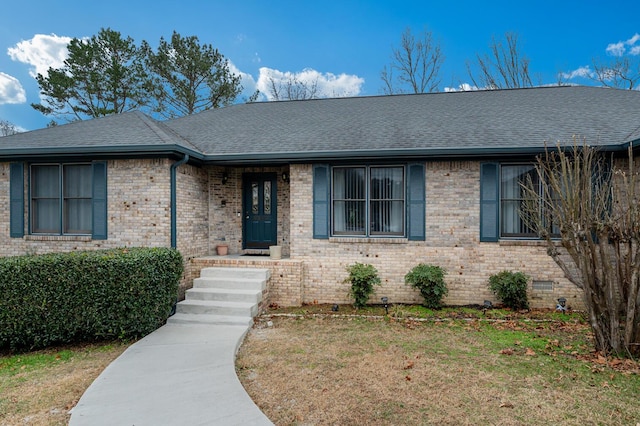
243, 173, 277, 249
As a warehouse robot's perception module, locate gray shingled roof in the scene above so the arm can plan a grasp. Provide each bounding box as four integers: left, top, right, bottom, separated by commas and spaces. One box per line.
2, 86, 639, 163
0, 111, 199, 160
164, 85, 640, 162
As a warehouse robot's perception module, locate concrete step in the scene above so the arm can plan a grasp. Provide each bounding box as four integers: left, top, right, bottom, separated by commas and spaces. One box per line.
169, 267, 268, 328
193, 277, 267, 291
200, 267, 270, 281
176, 299, 258, 318
166, 313, 253, 327
186, 287, 262, 303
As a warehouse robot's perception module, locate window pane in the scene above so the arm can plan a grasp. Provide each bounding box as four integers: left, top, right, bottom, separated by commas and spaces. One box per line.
32, 165, 59, 198
63, 164, 92, 234
31, 165, 61, 234
252, 182, 259, 214
371, 167, 404, 235
501, 165, 537, 237
333, 168, 365, 235
333, 201, 366, 234
264, 181, 271, 214
64, 165, 91, 197
370, 200, 404, 234
32, 199, 60, 233
501, 200, 529, 235
64, 199, 92, 234
371, 167, 403, 199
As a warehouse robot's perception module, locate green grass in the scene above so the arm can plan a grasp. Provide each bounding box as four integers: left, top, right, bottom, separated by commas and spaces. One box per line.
0, 350, 74, 375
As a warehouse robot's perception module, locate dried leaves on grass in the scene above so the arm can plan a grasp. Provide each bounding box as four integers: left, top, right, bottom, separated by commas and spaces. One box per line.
0, 342, 127, 426
236, 315, 640, 426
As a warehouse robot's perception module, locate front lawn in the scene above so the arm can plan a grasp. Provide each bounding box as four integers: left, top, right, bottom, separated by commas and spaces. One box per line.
0, 342, 127, 425
236, 306, 640, 425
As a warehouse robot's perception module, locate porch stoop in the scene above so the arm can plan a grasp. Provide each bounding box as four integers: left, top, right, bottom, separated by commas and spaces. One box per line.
167, 267, 270, 327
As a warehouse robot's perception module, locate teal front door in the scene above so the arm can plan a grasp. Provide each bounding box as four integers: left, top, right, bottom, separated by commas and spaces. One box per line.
243, 173, 277, 249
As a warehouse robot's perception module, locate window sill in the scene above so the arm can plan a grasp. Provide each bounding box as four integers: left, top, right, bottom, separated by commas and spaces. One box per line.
498, 239, 560, 247
329, 237, 408, 244
25, 235, 93, 242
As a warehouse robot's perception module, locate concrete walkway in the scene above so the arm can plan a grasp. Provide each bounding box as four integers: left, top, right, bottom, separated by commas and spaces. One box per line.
69, 323, 273, 426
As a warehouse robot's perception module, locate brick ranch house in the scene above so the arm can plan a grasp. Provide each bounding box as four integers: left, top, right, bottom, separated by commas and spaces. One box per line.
2, 86, 640, 310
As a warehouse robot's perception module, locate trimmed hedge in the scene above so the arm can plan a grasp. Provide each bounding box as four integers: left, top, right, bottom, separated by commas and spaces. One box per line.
0, 247, 183, 352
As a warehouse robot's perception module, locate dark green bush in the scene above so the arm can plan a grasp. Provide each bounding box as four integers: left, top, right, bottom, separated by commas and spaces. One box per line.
0, 247, 183, 352
488, 270, 530, 310
345, 263, 381, 308
404, 264, 448, 309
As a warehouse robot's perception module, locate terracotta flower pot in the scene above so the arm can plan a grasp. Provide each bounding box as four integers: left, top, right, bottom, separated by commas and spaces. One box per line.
216, 244, 228, 256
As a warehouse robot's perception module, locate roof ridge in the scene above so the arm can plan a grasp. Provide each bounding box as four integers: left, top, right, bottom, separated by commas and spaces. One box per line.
134, 112, 203, 153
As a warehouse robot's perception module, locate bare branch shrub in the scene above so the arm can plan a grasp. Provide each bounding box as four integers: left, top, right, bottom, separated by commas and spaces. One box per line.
521, 140, 640, 356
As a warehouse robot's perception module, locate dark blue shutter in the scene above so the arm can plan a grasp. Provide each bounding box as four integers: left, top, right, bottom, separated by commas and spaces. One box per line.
10, 163, 24, 238
92, 161, 108, 240
406, 163, 425, 241
480, 162, 499, 242
313, 164, 330, 239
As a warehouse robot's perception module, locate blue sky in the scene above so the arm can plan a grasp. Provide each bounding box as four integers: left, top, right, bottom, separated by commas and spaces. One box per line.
1, 0, 638, 131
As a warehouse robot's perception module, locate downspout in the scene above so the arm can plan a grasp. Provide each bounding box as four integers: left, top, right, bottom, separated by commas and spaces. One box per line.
170, 154, 189, 249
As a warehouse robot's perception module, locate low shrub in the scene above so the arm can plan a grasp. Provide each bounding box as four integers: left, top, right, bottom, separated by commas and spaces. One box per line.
488, 270, 530, 310
0, 247, 183, 352
345, 263, 381, 308
404, 264, 448, 309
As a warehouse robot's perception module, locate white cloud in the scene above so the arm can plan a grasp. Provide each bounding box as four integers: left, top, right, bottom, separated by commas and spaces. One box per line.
605, 33, 640, 57
0, 72, 27, 104
256, 67, 364, 101
606, 41, 625, 57
228, 61, 258, 98
444, 83, 478, 92
561, 66, 593, 80
7, 33, 72, 77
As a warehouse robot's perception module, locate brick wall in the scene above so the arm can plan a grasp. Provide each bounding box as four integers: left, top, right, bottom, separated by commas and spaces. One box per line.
176, 163, 210, 296
0, 159, 172, 257
289, 161, 585, 310
1, 159, 212, 299
0, 157, 591, 310
207, 166, 290, 256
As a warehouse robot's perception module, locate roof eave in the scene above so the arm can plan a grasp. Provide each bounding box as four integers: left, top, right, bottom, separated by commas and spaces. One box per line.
201, 143, 631, 165
0, 144, 204, 162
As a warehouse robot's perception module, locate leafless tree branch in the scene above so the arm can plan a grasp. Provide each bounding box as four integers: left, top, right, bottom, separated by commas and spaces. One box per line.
381, 27, 444, 94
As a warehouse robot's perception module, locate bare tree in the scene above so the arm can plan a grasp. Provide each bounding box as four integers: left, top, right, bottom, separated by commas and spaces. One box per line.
267, 75, 318, 101
467, 32, 533, 89
0, 119, 19, 136
591, 56, 640, 90
381, 27, 444, 94
521, 141, 640, 357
